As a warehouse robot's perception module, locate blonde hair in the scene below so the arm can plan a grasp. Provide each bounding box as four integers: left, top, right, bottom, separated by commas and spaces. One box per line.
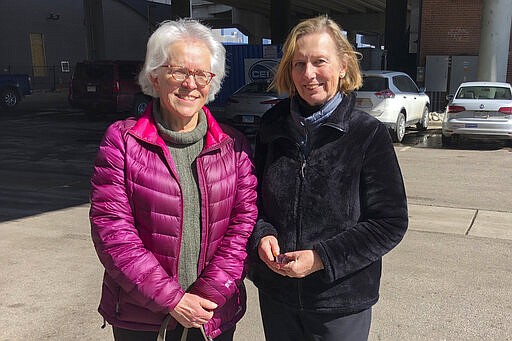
272, 15, 362, 96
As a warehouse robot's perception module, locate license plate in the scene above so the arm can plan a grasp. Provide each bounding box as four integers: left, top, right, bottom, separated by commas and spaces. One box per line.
475, 112, 489, 119
87, 85, 96, 92
465, 123, 478, 128
241, 115, 255, 123
356, 98, 372, 108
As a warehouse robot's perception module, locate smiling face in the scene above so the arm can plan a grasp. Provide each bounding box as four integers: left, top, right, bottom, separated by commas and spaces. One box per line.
291, 31, 347, 106
151, 40, 211, 132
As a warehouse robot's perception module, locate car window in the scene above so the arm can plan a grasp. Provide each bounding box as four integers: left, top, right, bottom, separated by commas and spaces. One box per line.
237, 82, 275, 95
493, 87, 512, 99
75, 64, 113, 81
456, 86, 512, 100
393, 75, 419, 93
360, 76, 388, 91
118, 63, 140, 80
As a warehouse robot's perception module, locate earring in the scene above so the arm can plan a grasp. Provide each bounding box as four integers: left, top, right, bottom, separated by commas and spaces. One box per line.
340, 72, 345, 78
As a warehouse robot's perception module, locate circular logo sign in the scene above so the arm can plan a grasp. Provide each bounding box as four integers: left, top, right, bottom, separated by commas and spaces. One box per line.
248, 59, 279, 81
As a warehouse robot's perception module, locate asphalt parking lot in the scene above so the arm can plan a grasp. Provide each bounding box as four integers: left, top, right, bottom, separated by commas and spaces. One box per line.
0, 91, 511, 340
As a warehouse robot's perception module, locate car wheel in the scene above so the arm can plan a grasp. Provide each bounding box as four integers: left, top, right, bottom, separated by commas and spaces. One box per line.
392, 112, 406, 143
416, 106, 429, 131
132, 93, 151, 117
442, 134, 456, 147
1, 88, 19, 108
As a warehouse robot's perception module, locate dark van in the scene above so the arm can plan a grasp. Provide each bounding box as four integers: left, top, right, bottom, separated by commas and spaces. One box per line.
68, 60, 151, 117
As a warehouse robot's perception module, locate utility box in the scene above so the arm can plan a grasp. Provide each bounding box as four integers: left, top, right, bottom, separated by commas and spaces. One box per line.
425, 55, 449, 92
449, 56, 478, 94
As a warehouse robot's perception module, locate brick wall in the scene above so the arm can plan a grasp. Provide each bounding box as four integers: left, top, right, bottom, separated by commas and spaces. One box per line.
420, 0, 512, 83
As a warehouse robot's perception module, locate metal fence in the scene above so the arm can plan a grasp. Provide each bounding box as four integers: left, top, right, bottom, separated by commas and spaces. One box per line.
1, 64, 73, 91
426, 91, 449, 113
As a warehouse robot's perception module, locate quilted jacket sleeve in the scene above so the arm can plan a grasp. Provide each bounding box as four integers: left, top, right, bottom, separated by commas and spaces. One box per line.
246, 132, 278, 257
90, 121, 184, 313
189, 132, 258, 307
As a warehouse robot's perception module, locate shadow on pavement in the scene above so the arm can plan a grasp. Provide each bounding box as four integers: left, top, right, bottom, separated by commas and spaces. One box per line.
0, 91, 125, 222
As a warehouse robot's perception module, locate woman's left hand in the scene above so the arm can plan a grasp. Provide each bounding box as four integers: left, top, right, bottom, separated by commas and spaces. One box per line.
276, 250, 324, 278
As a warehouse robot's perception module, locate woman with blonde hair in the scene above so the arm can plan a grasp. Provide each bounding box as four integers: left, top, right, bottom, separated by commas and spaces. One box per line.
249, 15, 408, 341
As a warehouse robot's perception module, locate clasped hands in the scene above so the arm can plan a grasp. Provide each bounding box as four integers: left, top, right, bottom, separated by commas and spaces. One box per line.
170, 235, 325, 329
170, 292, 217, 329
258, 235, 324, 278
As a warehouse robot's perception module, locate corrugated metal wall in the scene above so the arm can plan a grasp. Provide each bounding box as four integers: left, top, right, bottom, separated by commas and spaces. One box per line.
213, 44, 283, 107
214, 44, 264, 106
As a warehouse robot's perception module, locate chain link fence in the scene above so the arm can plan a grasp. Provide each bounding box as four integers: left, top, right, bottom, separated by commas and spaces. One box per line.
1, 64, 73, 92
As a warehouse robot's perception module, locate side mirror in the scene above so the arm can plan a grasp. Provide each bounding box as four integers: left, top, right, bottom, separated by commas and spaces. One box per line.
446, 94, 454, 101
418, 87, 426, 93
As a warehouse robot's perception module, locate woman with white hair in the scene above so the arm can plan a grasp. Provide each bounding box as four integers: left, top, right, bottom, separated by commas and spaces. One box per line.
90, 19, 257, 341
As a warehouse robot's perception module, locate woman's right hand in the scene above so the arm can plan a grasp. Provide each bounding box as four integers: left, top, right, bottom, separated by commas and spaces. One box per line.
258, 236, 286, 275
170, 293, 217, 328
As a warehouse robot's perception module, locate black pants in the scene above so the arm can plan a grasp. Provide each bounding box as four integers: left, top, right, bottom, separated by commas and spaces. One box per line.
113, 325, 235, 341
259, 291, 372, 341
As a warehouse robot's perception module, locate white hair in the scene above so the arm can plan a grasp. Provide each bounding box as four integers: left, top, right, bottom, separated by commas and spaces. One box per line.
138, 19, 226, 103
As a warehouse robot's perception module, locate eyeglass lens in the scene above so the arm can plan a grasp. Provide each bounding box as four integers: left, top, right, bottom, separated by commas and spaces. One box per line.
171, 68, 211, 86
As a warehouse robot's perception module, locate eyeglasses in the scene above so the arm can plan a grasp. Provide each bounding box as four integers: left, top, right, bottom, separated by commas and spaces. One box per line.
160, 65, 215, 86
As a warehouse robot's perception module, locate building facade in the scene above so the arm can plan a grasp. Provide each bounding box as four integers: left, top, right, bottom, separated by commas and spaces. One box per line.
1, 0, 511, 94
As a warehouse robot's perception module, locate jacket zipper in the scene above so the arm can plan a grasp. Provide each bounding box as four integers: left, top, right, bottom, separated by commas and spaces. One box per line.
115, 286, 121, 317
194, 142, 227, 339
195, 159, 209, 275
293, 143, 306, 310
195, 139, 228, 277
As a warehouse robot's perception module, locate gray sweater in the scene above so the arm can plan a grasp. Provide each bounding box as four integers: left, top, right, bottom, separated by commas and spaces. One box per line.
154, 104, 207, 290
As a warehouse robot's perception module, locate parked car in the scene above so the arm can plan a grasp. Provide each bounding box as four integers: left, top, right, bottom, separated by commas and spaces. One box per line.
442, 81, 512, 146
355, 70, 430, 142
68, 60, 151, 117
0, 74, 32, 109
216, 80, 286, 134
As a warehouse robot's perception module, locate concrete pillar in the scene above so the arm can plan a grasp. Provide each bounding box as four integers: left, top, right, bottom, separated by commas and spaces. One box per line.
270, 0, 291, 44
83, 0, 105, 60
347, 31, 357, 47
232, 8, 270, 44
172, 0, 191, 19
384, 0, 408, 72
477, 0, 512, 82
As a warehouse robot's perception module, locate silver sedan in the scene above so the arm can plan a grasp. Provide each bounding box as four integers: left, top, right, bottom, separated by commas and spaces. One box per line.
442, 81, 512, 146
215, 80, 286, 135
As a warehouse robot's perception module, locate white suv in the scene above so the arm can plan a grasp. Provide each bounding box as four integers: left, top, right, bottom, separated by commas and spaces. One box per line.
355, 70, 430, 142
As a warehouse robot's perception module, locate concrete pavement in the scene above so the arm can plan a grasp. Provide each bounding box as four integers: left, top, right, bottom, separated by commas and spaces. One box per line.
408, 203, 512, 240
0, 95, 510, 340
1, 202, 510, 340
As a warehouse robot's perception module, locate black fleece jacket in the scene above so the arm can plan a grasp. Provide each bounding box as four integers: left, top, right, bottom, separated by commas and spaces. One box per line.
248, 92, 408, 314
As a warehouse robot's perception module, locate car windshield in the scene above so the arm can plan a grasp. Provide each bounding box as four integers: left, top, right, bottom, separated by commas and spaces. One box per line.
236, 82, 275, 95
74, 64, 114, 81
456, 86, 512, 100
360, 76, 388, 91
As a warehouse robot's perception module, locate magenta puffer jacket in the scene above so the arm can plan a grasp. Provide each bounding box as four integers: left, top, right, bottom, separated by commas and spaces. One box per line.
89, 103, 258, 339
